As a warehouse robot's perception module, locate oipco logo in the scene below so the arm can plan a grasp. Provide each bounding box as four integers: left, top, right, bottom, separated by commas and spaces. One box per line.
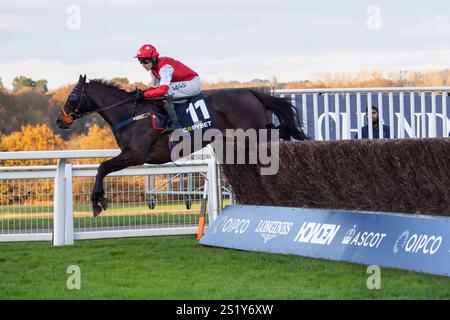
393, 230, 409, 254
254, 220, 293, 243
213, 215, 228, 233
341, 224, 387, 249
213, 215, 250, 234
393, 230, 442, 255
293, 222, 341, 245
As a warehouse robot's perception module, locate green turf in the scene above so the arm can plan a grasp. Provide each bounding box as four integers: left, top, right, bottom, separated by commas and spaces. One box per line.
1, 213, 203, 230
0, 236, 449, 299
0, 200, 233, 231
0, 199, 230, 218
0, 200, 211, 230
0, 200, 205, 214
72, 213, 201, 229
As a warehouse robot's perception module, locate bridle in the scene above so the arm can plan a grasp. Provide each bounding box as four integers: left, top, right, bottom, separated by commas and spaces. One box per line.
61, 82, 136, 124
61, 83, 89, 124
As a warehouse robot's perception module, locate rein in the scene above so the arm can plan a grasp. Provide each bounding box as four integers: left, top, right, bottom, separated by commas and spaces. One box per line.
94, 96, 136, 113
61, 95, 135, 124
61, 84, 168, 133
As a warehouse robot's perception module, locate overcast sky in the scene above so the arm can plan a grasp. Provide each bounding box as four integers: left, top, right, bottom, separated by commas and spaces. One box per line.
1, 0, 449, 89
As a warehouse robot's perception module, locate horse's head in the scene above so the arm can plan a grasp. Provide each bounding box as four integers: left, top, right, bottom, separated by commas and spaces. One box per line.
56, 74, 92, 130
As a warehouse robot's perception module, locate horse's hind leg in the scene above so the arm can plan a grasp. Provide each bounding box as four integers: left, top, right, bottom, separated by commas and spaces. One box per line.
91, 151, 147, 217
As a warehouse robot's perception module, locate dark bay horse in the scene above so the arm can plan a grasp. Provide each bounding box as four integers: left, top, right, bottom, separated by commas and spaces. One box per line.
56, 75, 307, 216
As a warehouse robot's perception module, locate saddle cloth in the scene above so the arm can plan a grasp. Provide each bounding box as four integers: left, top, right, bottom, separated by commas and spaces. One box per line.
152, 93, 215, 134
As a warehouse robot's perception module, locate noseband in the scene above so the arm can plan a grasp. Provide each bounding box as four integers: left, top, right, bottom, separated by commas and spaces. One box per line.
61, 84, 87, 124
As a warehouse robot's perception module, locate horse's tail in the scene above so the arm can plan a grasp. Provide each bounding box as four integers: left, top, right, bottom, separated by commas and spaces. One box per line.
248, 89, 309, 140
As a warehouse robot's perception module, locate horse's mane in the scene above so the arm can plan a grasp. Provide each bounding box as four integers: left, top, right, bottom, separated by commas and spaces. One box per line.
88, 79, 133, 97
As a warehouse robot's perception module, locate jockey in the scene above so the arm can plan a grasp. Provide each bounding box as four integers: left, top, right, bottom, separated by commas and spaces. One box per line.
134, 43, 201, 134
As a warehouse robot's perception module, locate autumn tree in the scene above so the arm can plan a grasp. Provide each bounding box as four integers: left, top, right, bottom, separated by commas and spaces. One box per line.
111, 77, 129, 85
131, 81, 148, 90
0, 79, 52, 134
66, 124, 116, 149
0, 90, 21, 134
109, 77, 148, 91
0, 132, 4, 151
49, 84, 75, 106
0, 125, 63, 203
65, 124, 117, 164
1, 124, 66, 166
36, 79, 48, 93
14, 87, 50, 127
12, 76, 36, 92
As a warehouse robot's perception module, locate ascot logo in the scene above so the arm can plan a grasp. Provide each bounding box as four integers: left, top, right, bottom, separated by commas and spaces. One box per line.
342, 225, 357, 244
341, 224, 387, 248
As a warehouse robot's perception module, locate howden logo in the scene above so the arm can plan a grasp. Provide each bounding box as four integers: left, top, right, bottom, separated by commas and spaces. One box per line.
293, 222, 341, 245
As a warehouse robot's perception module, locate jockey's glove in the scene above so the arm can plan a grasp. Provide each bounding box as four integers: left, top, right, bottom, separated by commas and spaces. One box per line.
135, 89, 145, 101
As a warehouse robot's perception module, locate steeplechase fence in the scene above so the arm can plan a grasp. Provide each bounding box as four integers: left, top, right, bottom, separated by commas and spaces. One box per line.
0, 148, 227, 246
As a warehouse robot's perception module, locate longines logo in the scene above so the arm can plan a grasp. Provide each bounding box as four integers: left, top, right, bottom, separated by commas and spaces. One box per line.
254, 220, 293, 243
260, 234, 278, 243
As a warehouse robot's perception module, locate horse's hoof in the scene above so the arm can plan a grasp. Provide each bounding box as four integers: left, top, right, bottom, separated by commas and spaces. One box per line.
99, 197, 109, 210
93, 205, 102, 217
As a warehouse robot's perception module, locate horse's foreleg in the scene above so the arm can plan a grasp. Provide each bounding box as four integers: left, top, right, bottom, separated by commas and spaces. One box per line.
91, 152, 146, 217
91, 163, 111, 217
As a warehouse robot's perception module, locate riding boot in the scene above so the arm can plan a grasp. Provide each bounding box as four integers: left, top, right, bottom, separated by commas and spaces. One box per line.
162, 100, 182, 134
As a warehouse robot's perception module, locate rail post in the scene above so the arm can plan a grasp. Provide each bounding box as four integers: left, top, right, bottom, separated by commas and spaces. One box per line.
53, 159, 66, 246
208, 152, 219, 222
64, 163, 74, 245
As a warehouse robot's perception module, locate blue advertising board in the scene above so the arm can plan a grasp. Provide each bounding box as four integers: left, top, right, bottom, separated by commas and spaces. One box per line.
200, 205, 450, 277
274, 93, 450, 140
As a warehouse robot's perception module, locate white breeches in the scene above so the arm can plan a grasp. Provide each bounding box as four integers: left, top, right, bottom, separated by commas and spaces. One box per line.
168, 76, 201, 99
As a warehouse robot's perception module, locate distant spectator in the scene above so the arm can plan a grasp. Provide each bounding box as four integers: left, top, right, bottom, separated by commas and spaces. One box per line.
354, 106, 390, 139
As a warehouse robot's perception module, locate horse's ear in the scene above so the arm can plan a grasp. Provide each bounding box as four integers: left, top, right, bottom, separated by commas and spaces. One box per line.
82, 74, 87, 84
78, 74, 83, 83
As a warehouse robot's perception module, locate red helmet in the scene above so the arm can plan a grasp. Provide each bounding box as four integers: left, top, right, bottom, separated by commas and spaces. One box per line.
135, 44, 159, 59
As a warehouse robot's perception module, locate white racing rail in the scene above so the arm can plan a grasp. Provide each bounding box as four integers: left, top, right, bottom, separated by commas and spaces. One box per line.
0, 148, 220, 246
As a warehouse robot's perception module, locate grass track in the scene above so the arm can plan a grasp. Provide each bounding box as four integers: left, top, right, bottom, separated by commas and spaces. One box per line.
0, 236, 449, 299
0, 201, 205, 215
0, 201, 212, 230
